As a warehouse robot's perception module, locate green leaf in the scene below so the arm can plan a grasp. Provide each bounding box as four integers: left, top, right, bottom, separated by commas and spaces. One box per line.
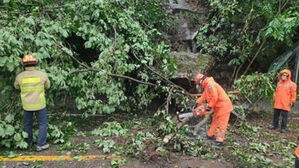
6, 151, 18, 158
17, 141, 28, 149
5, 114, 14, 123
22, 131, 28, 138
5, 125, 15, 136
14, 133, 22, 142
0, 126, 5, 137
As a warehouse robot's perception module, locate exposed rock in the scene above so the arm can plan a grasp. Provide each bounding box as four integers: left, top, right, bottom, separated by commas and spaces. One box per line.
170, 51, 213, 78
164, 0, 206, 45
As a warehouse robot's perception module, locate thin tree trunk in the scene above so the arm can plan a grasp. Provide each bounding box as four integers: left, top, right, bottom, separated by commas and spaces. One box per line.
242, 39, 266, 76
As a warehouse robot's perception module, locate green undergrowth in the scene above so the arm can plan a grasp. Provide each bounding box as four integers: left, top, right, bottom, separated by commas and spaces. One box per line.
1, 111, 297, 168
226, 120, 297, 167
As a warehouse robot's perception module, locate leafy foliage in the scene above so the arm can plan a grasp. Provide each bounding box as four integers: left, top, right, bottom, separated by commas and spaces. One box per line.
95, 139, 117, 154
233, 72, 275, 101
48, 121, 76, 144
110, 158, 127, 168
57, 141, 90, 154
196, 0, 299, 76
0, 0, 177, 148
155, 110, 178, 136
125, 131, 157, 155
0, 114, 28, 149
91, 121, 160, 157
0, 112, 75, 148
91, 122, 128, 137
229, 120, 297, 167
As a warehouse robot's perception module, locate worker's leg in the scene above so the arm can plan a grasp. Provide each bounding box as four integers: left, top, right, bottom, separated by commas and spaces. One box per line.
295, 157, 299, 168
23, 110, 33, 146
272, 109, 281, 128
215, 112, 231, 143
35, 108, 48, 147
281, 110, 288, 130
207, 113, 219, 137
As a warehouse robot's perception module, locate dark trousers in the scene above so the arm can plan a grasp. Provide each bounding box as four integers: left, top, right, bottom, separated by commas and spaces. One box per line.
272, 109, 288, 129
296, 157, 299, 168
24, 108, 48, 147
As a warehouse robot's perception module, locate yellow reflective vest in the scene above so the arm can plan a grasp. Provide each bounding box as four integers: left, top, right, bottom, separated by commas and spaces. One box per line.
14, 67, 50, 111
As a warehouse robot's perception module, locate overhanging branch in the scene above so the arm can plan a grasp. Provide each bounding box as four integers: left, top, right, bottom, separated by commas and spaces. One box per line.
70, 68, 157, 86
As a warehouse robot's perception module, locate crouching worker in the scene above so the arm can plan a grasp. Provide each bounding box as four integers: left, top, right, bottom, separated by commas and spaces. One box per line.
14, 54, 50, 152
194, 73, 233, 146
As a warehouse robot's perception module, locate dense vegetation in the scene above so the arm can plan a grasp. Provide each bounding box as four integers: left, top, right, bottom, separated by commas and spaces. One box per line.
196, 0, 299, 79
0, 0, 178, 148
0, 2, 298, 168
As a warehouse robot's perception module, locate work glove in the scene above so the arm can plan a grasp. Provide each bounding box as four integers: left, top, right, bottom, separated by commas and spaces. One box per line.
193, 105, 206, 117
193, 106, 201, 117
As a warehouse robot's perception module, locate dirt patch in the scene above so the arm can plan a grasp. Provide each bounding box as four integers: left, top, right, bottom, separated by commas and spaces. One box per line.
1, 160, 110, 168
122, 155, 233, 168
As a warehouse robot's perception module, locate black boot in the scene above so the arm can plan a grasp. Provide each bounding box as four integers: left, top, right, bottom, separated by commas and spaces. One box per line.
213, 141, 224, 147
207, 135, 216, 140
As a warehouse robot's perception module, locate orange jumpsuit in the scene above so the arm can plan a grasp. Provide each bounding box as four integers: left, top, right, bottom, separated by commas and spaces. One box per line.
295, 145, 299, 157
196, 77, 233, 142
274, 69, 297, 111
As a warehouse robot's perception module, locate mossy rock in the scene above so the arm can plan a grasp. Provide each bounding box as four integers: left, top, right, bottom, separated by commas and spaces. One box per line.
171, 51, 213, 78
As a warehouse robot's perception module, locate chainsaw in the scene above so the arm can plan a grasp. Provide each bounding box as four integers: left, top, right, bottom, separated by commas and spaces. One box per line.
176, 105, 211, 122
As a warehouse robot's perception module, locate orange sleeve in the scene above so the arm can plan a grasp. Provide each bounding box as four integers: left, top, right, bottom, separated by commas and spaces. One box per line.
206, 85, 218, 108
295, 145, 299, 158
196, 91, 206, 104
291, 82, 297, 103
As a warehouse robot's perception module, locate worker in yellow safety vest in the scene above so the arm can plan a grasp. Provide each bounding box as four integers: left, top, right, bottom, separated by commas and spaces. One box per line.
14, 54, 50, 152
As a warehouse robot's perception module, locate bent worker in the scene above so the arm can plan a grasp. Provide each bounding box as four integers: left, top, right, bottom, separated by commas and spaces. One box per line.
14, 54, 50, 152
269, 69, 297, 133
194, 73, 233, 146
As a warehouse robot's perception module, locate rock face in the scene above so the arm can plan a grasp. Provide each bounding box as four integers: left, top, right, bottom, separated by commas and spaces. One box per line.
166, 0, 206, 44
165, 0, 210, 80
170, 51, 213, 78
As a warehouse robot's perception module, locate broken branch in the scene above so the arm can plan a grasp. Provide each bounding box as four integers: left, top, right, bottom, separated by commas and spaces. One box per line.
71, 68, 157, 86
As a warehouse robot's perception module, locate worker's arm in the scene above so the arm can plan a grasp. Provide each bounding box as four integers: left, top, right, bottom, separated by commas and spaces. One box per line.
206, 85, 218, 109
291, 83, 297, 103
14, 78, 20, 90
196, 91, 206, 104
45, 74, 51, 90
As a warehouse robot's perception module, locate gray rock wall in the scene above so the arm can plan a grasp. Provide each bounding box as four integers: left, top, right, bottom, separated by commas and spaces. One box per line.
252, 99, 299, 118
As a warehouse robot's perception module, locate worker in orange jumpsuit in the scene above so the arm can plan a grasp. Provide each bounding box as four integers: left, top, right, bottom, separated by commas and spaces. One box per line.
269, 69, 297, 133
194, 73, 233, 146
295, 144, 299, 168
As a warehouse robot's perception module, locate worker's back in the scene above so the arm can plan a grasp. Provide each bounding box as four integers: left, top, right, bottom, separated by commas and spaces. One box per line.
205, 77, 233, 112
14, 66, 50, 111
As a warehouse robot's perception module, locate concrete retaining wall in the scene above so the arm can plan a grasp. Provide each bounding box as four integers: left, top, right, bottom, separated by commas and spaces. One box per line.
252, 100, 299, 118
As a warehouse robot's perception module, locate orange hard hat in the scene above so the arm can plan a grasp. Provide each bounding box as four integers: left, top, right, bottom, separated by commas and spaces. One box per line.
22, 54, 37, 66
194, 73, 205, 84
